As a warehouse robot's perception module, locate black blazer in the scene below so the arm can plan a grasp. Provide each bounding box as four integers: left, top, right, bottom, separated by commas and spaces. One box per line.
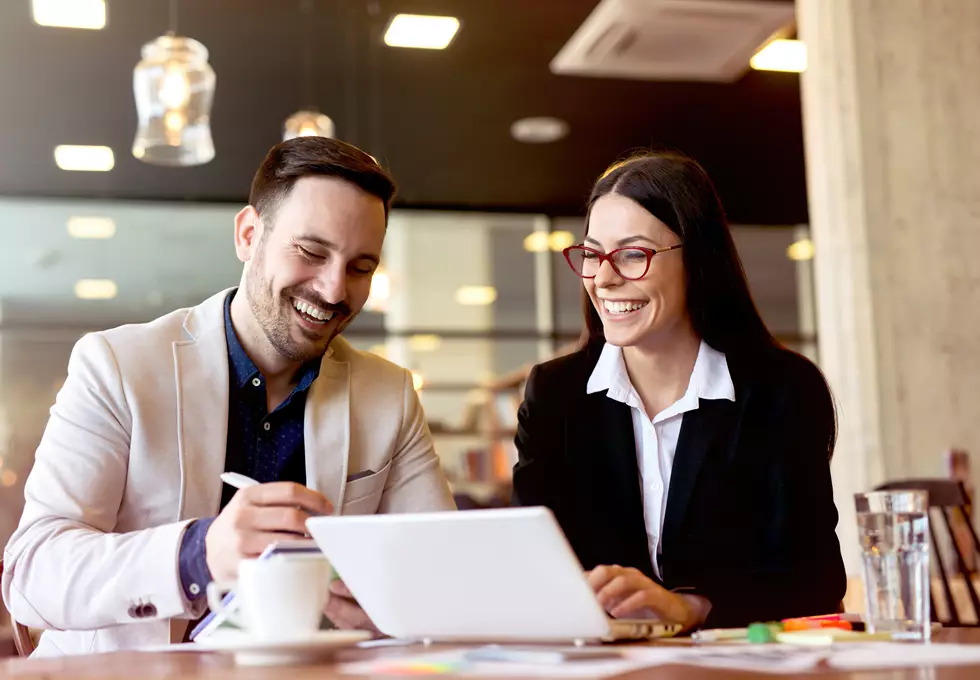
512, 342, 847, 629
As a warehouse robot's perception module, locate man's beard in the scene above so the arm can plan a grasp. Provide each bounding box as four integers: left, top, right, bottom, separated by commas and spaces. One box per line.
244, 245, 350, 364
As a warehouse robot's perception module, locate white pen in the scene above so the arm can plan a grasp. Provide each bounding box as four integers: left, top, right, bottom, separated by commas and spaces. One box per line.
220, 472, 328, 521
220, 471, 260, 489
220, 471, 325, 532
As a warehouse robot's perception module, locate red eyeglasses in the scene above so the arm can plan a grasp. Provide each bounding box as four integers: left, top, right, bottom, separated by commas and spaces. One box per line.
562, 244, 683, 280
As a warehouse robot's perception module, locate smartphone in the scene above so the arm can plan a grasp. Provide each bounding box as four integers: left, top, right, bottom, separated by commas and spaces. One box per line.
464, 645, 624, 664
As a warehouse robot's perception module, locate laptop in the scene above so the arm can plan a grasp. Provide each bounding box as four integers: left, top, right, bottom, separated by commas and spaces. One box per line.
306, 507, 682, 644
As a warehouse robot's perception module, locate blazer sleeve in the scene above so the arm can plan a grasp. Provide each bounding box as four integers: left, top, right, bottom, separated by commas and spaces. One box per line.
511, 365, 565, 512
377, 368, 456, 513
699, 358, 847, 628
1, 333, 199, 632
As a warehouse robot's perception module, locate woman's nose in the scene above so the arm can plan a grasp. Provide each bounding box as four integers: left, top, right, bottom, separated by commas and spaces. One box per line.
593, 259, 622, 287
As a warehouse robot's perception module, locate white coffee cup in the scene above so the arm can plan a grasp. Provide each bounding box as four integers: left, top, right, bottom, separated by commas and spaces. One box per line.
207, 555, 331, 641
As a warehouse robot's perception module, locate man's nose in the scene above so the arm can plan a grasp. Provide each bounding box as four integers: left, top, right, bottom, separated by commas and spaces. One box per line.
316, 263, 348, 305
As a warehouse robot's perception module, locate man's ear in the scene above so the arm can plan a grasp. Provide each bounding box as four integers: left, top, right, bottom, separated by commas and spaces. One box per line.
233, 206, 263, 263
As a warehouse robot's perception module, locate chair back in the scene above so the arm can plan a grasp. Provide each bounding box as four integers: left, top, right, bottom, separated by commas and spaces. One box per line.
0, 559, 36, 656
876, 479, 980, 626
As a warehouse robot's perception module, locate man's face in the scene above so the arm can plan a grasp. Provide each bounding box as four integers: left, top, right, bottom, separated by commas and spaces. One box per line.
236, 176, 386, 363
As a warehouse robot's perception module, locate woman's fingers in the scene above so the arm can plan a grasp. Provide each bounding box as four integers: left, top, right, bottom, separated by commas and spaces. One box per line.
595, 574, 634, 610
329, 579, 354, 598
588, 564, 688, 621
586, 564, 620, 590
612, 588, 691, 623
587, 564, 708, 628
592, 567, 655, 613
610, 590, 652, 619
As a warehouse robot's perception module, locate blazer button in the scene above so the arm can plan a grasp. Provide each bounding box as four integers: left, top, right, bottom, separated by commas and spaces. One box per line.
128, 603, 157, 618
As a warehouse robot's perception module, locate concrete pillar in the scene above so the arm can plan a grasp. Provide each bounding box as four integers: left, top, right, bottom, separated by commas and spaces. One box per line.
798, 0, 980, 572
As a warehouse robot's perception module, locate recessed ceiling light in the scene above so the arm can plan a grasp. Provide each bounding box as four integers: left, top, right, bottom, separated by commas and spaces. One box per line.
283, 110, 335, 141
786, 238, 815, 261
511, 117, 569, 144
32, 0, 106, 29
409, 334, 442, 352
455, 286, 497, 306
548, 231, 576, 251
523, 232, 550, 253
67, 216, 116, 239
74, 279, 118, 300
523, 230, 577, 253
384, 14, 460, 50
750, 39, 806, 73
55, 145, 114, 172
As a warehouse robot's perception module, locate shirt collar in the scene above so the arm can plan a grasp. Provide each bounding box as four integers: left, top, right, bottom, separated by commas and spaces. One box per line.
586, 342, 633, 400
587, 340, 735, 421
224, 289, 321, 392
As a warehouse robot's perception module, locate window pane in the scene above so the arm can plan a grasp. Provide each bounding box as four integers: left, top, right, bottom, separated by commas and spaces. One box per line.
353, 211, 547, 334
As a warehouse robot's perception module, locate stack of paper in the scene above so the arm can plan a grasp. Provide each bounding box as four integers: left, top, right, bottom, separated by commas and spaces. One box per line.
338, 642, 980, 677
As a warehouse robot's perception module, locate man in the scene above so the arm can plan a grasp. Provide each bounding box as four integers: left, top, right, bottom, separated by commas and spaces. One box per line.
2, 138, 456, 656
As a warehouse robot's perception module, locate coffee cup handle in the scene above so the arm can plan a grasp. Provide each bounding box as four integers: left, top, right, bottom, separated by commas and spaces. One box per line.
206, 581, 245, 627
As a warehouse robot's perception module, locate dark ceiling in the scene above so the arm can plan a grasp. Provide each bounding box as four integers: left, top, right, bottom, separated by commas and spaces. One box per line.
0, 0, 806, 223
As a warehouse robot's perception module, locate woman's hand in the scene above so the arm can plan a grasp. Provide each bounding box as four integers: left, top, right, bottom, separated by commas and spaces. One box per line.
324, 580, 381, 636
587, 565, 711, 631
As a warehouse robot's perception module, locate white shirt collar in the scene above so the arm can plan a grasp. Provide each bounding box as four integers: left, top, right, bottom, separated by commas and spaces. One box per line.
586, 340, 735, 422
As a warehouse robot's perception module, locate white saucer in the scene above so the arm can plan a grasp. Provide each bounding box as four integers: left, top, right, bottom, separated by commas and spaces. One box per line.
196, 629, 373, 666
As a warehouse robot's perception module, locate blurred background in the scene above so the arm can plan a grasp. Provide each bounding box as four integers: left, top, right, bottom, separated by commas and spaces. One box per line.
8, 0, 980, 640
0, 0, 818, 541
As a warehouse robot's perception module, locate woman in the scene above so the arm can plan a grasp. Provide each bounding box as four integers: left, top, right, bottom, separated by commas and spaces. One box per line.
512, 152, 846, 631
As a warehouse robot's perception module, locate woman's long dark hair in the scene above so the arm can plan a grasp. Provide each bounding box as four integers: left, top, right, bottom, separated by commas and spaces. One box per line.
582, 152, 775, 363
581, 151, 837, 458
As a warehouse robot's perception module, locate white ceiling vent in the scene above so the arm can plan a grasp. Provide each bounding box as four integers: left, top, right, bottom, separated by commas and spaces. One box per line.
551, 0, 795, 83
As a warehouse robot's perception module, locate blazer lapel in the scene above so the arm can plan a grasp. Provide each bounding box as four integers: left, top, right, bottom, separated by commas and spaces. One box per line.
661, 399, 735, 561
173, 291, 232, 521
595, 394, 644, 520
589, 392, 656, 578
304, 349, 350, 512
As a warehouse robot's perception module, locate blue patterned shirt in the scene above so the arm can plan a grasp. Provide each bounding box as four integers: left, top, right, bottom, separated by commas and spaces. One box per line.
177, 290, 321, 600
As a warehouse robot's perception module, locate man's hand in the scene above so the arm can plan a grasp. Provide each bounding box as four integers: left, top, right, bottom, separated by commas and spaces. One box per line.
587, 565, 710, 630
325, 580, 380, 635
205, 482, 333, 581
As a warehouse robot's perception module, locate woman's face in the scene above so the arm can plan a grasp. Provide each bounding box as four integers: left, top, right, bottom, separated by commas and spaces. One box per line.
584, 193, 690, 348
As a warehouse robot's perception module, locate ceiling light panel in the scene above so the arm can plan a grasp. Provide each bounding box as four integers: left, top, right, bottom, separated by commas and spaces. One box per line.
32, 0, 106, 29
55, 145, 114, 172
384, 14, 460, 50
75, 279, 118, 300
750, 39, 806, 73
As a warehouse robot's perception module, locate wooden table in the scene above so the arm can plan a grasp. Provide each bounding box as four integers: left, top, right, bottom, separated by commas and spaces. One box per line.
5, 629, 980, 680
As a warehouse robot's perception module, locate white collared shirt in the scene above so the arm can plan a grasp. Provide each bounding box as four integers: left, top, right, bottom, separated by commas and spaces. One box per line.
586, 340, 735, 579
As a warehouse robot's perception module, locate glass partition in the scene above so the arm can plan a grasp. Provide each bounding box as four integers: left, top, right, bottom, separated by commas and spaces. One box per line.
0, 197, 814, 543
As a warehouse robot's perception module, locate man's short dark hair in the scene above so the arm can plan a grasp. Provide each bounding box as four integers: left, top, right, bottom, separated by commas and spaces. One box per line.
249, 137, 397, 222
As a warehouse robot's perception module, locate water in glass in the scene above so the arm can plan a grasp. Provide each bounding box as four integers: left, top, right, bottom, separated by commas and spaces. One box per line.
855, 491, 931, 641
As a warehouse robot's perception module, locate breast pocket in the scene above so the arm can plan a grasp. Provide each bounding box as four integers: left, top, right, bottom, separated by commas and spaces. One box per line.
340, 459, 392, 515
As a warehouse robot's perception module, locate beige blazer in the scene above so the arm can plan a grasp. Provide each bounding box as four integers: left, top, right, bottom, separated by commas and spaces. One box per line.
2, 289, 455, 656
